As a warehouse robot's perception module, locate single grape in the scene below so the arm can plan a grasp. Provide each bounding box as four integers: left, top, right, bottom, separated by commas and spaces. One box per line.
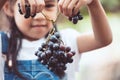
67, 58, 73, 63
67, 52, 73, 58
48, 41, 54, 49
72, 16, 78, 24
50, 35, 58, 43
45, 49, 52, 58
78, 15, 83, 20
65, 46, 71, 52
38, 47, 44, 51
53, 43, 59, 50
59, 44, 66, 51
24, 5, 30, 18
54, 32, 60, 39
41, 43, 47, 48
71, 51, 76, 56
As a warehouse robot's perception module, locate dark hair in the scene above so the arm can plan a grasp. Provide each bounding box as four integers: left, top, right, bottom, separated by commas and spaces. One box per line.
4, 0, 58, 79
6, 16, 26, 79
5, 0, 26, 79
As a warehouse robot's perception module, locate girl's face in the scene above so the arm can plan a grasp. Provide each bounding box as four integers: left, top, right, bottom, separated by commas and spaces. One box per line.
13, 0, 58, 41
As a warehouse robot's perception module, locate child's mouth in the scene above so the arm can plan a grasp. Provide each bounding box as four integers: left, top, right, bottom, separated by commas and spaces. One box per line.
32, 25, 46, 28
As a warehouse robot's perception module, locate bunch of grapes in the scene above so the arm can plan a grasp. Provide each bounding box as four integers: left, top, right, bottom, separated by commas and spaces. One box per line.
35, 28, 76, 77
69, 11, 83, 24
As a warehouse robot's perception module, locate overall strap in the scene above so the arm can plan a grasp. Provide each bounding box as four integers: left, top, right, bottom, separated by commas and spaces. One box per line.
0, 32, 8, 54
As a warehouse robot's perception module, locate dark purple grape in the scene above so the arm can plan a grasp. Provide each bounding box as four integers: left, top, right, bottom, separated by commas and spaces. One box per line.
67, 58, 73, 63
49, 57, 58, 67
35, 51, 43, 57
72, 16, 78, 24
53, 43, 59, 50
58, 51, 65, 57
59, 44, 65, 51
35, 51, 39, 56
38, 47, 44, 51
62, 66, 67, 70
18, 3, 23, 15
67, 52, 73, 58
48, 41, 54, 49
45, 50, 52, 58
41, 43, 47, 48
54, 32, 60, 39
24, 12, 30, 18
71, 51, 76, 56
40, 53, 47, 60
38, 57, 42, 62
24, 5, 30, 18
65, 46, 71, 52
50, 35, 58, 43
41, 60, 47, 65
78, 15, 83, 20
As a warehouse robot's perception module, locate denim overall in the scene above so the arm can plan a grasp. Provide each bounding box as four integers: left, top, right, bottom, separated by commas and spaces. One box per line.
4, 60, 60, 80
1, 32, 62, 80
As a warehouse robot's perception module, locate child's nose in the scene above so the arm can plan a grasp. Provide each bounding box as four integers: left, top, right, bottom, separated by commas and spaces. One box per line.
33, 12, 46, 20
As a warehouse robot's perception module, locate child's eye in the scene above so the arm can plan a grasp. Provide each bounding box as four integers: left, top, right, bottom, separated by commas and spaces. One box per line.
45, 4, 55, 8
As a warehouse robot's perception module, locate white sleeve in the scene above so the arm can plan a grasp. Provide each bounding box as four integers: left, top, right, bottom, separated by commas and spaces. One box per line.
60, 28, 81, 80
0, 34, 5, 80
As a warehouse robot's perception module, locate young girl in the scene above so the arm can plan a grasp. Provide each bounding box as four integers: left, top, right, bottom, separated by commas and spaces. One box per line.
0, 0, 112, 80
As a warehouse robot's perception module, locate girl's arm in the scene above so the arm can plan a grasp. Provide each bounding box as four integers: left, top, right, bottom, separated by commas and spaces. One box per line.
77, 0, 112, 53
0, 0, 7, 10
58, 0, 112, 53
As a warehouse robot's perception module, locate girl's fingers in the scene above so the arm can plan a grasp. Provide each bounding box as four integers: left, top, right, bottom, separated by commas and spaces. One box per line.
35, 0, 45, 13
58, 0, 65, 13
59, 0, 78, 17
67, 0, 78, 17
73, 0, 87, 15
28, 0, 36, 15
59, 0, 90, 17
73, 1, 83, 15
19, 0, 26, 14
18, 0, 45, 17
62, 0, 71, 16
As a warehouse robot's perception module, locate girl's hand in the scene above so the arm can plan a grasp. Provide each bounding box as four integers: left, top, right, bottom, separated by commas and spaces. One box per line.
58, 0, 93, 17
18, 0, 45, 16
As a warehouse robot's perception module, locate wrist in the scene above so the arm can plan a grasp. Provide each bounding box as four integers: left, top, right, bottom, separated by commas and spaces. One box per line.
87, 0, 100, 8
86, 0, 104, 13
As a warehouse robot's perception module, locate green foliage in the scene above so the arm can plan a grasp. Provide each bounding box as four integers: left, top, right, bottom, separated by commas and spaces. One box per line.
100, 0, 120, 12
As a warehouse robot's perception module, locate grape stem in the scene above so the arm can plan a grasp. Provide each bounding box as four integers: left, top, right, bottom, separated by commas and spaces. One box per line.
46, 28, 55, 43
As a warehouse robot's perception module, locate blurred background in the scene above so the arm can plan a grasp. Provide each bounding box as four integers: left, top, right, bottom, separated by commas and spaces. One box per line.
56, 0, 120, 80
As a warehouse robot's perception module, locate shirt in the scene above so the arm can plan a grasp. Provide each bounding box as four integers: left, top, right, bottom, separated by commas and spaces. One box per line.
0, 28, 81, 80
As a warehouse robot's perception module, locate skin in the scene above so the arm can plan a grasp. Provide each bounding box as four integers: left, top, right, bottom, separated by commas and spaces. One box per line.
1, 0, 112, 53
14, 0, 56, 40
3, 0, 58, 41
58, 0, 112, 53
